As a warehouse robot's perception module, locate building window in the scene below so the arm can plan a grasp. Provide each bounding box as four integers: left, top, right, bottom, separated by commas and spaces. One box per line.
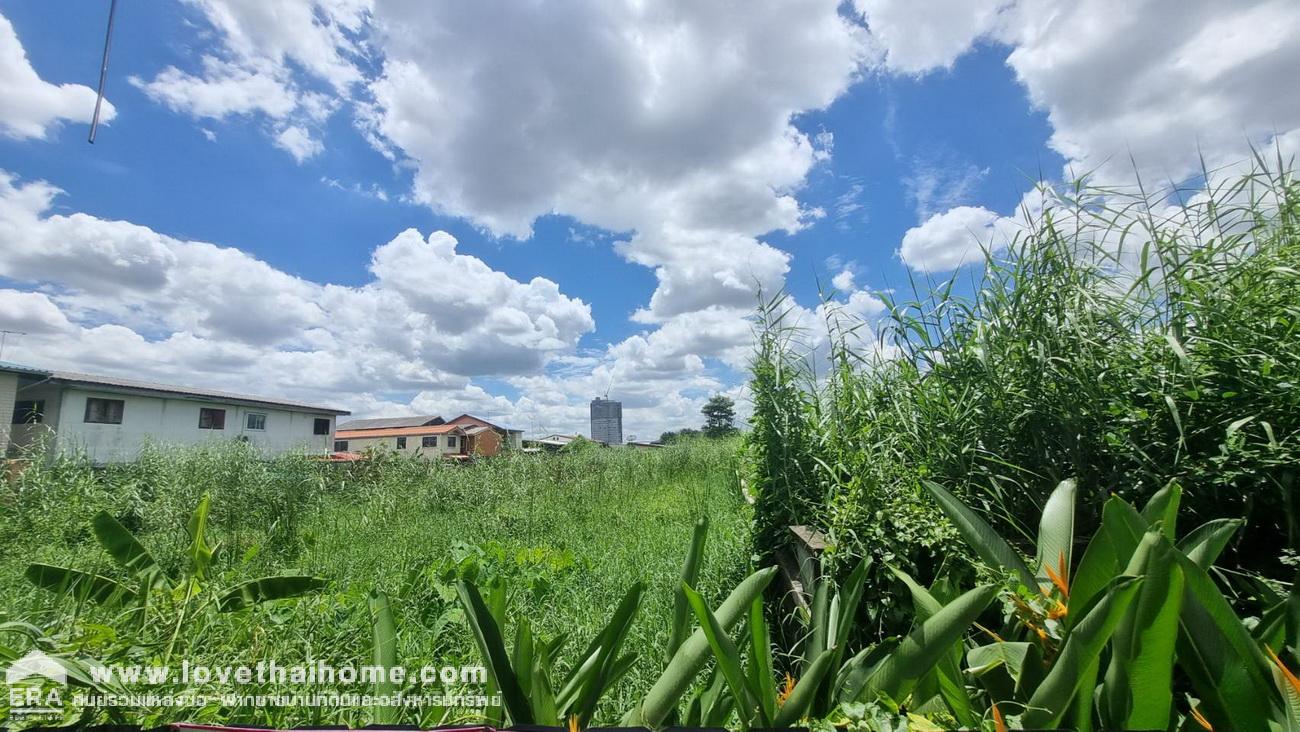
313, 418, 331, 435
84, 398, 125, 425
396, 437, 407, 449
198, 408, 226, 430
334, 440, 348, 451
245, 412, 267, 431
11, 400, 44, 424
422, 435, 438, 448
447, 435, 457, 448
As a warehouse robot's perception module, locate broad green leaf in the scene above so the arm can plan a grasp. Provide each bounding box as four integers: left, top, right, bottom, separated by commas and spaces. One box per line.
668, 517, 708, 663
1101, 531, 1184, 731
1022, 575, 1143, 730
185, 492, 218, 581
891, 567, 977, 728
967, 642, 1032, 679
921, 480, 1037, 589
92, 511, 167, 589
848, 583, 998, 703
624, 566, 777, 728
1035, 478, 1077, 592
684, 582, 763, 727
513, 619, 535, 713
216, 575, 326, 611
25, 563, 135, 606
455, 580, 533, 724
773, 648, 835, 727
1267, 646, 1300, 732
748, 598, 778, 724
1174, 552, 1276, 732
1177, 518, 1242, 570
1140, 481, 1181, 539
368, 590, 399, 725
570, 581, 644, 725
806, 575, 831, 669
1068, 497, 1146, 628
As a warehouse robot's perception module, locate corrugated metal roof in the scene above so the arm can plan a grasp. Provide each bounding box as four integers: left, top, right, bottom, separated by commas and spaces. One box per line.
47, 369, 350, 415
335, 424, 467, 439
0, 361, 52, 377
336, 415, 443, 431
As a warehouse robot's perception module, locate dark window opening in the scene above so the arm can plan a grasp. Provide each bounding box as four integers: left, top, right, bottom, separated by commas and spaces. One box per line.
334, 440, 348, 451
198, 408, 226, 430
84, 398, 125, 425
12, 400, 44, 424
396, 437, 407, 449
246, 412, 267, 430
313, 418, 331, 435
422, 435, 438, 447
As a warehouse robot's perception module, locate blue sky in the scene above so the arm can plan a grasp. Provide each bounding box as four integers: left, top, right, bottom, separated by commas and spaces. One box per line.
1, 0, 1296, 438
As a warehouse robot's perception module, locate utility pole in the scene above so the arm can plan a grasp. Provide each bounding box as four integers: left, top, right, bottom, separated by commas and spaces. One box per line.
0, 330, 25, 361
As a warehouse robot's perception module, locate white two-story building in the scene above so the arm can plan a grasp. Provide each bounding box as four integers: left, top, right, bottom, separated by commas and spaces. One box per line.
1, 361, 350, 463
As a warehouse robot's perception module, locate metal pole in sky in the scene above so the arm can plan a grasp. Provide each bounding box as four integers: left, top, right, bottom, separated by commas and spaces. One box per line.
89, 0, 120, 144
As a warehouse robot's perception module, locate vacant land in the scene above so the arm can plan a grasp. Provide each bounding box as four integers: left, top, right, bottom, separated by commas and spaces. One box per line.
0, 440, 750, 727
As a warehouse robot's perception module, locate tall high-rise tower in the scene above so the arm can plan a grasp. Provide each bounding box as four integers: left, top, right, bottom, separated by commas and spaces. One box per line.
589, 397, 623, 445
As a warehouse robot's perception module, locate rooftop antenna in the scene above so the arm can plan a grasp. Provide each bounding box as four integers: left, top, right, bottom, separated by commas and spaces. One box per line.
0, 329, 25, 361
88, 0, 120, 144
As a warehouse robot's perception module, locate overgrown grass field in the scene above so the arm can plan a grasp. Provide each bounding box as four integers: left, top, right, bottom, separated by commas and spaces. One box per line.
0, 440, 750, 727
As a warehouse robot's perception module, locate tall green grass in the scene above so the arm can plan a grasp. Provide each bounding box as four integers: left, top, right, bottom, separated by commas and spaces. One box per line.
0, 440, 750, 727
746, 158, 1300, 637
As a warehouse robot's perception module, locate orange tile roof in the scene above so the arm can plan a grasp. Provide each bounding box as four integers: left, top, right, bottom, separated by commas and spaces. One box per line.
335, 424, 466, 439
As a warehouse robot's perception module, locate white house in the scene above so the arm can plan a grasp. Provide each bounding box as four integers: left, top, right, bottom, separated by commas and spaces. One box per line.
1, 361, 350, 463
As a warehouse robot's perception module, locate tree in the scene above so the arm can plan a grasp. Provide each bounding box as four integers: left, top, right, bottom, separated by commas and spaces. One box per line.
659, 427, 701, 444
700, 395, 737, 437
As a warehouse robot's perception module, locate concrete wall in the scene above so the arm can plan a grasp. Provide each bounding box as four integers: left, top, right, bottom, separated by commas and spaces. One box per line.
335, 432, 464, 458
0, 373, 15, 456
55, 388, 337, 462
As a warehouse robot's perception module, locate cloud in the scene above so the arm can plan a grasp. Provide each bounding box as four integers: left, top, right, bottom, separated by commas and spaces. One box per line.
0, 12, 115, 140
363, 0, 866, 321
898, 205, 1005, 272
275, 125, 324, 162
0, 170, 593, 412
862, 0, 1300, 187
854, 0, 1010, 74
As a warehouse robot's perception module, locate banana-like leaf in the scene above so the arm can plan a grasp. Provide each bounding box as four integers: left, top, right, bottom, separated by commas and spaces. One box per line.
1068, 497, 1146, 628
921, 480, 1037, 589
92, 511, 168, 590
623, 566, 777, 728
967, 642, 1032, 678
570, 582, 644, 725
684, 582, 764, 728
773, 647, 835, 727
1021, 575, 1143, 730
25, 563, 136, 606
1174, 552, 1276, 732
368, 589, 399, 725
216, 575, 326, 612
1101, 531, 1183, 731
891, 566, 976, 727
1035, 479, 1077, 593
1177, 518, 1242, 570
749, 597, 778, 724
1267, 646, 1300, 732
669, 517, 709, 663
529, 637, 560, 725
456, 580, 533, 725
806, 575, 831, 671
186, 492, 219, 581
1140, 481, 1181, 539
846, 583, 998, 704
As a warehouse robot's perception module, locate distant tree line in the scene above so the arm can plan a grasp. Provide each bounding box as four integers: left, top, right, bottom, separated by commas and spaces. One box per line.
659, 395, 736, 443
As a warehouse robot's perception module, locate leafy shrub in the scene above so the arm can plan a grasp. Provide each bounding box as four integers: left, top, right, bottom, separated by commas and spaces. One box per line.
746, 159, 1300, 638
